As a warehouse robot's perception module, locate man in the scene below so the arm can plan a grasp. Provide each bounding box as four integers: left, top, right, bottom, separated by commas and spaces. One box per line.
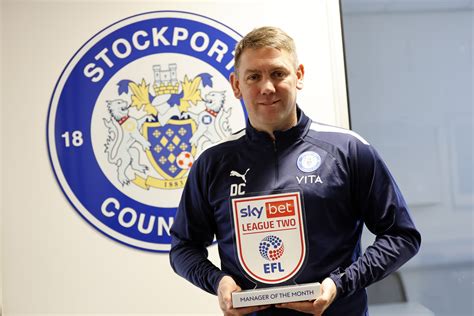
170, 26, 421, 315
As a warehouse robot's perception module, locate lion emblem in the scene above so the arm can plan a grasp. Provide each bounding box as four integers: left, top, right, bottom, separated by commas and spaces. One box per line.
189, 91, 232, 152
103, 99, 151, 185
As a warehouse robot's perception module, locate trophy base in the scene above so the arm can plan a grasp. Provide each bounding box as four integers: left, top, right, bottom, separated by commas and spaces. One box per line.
232, 282, 320, 308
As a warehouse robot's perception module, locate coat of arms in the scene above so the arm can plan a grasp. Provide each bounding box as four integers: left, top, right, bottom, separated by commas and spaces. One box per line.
103, 63, 232, 190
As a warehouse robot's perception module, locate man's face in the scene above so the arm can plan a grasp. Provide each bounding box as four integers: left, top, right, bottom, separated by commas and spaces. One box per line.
230, 47, 304, 135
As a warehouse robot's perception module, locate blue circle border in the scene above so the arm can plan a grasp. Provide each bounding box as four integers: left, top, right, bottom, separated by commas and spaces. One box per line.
46, 10, 243, 253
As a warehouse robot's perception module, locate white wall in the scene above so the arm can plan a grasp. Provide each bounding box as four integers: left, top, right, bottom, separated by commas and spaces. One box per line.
342, 7, 473, 315
2, 0, 348, 314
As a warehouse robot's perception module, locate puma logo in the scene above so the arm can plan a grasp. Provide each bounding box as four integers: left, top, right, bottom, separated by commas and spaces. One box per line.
230, 168, 250, 183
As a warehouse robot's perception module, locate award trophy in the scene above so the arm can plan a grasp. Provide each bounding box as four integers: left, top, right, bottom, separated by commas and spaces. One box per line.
230, 191, 320, 308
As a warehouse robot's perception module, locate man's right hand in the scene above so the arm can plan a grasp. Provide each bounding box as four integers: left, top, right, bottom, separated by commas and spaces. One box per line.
217, 275, 270, 315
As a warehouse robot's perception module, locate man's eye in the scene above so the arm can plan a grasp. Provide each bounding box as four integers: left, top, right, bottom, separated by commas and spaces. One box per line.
247, 74, 259, 81
273, 71, 286, 78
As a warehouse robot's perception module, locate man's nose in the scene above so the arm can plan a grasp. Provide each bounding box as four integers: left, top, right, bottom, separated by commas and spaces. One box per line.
259, 78, 276, 95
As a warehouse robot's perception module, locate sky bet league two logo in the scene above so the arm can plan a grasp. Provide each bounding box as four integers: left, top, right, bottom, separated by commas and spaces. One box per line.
232, 192, 306, 284
47, 11, 246, 252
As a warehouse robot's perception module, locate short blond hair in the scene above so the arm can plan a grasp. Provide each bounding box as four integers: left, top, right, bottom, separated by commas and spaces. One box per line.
234, 26, 298, 74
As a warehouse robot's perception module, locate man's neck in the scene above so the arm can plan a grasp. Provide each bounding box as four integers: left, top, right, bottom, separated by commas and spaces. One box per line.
251, 121, 298, 140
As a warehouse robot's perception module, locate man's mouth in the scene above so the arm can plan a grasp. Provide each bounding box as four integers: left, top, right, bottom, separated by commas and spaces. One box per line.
258, 99, 280, 106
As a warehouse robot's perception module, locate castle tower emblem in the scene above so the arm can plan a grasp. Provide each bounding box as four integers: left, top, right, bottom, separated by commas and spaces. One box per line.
153, 63, 179, 95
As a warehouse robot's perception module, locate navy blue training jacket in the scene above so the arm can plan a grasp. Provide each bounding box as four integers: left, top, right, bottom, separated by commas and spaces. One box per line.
170, 108, 421, 315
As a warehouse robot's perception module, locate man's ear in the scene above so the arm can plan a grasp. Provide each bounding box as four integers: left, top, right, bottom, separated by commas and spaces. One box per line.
296, 64, 305, 90
229, 72, 242, 99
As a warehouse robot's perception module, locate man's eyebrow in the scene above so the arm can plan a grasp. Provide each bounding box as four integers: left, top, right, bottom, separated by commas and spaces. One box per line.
243, 69, 261, 74
271, 66, 289, 72
243, 66, 288, 74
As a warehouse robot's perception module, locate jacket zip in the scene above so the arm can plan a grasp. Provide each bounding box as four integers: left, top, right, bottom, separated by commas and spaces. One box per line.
273, 140, 279, 187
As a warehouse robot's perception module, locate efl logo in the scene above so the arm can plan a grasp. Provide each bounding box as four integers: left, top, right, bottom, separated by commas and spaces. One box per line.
259, 235, 284, 261
259, 235, 286, 275
47, 11, 246, 252
265, 200, 295, 218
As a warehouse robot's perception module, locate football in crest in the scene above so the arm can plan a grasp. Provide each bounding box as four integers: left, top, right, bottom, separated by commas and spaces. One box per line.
176, 151, 194, 170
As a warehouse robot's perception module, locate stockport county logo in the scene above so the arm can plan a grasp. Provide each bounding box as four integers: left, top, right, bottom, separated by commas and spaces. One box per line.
47, 11, 246, 252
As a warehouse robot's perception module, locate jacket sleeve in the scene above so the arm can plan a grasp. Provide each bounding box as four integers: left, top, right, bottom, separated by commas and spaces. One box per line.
330, 139, 421, 298
169, 156, 228, 295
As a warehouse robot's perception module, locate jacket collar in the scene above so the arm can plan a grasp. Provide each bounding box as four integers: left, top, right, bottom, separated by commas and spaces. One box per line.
245, 106, 311, 148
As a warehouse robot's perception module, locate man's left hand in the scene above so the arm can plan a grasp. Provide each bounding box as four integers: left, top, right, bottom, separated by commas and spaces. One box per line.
275, 278, 337, 316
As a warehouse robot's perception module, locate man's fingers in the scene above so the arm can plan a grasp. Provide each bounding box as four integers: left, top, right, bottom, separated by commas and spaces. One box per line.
312, 297, 330, 315
218, 290, 233, 311
275, 301, 314, 313
217, 276, 241, 313
223, 295, 233, 311
223, 305, 269, 316
316, 294, 330, 306
234, 304, 270, 315
217, 276, 271, 315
